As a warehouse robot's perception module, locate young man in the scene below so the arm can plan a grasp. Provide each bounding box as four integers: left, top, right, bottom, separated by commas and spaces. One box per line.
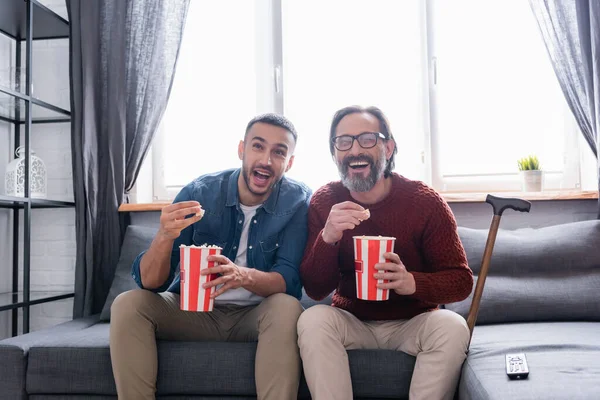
298, 106, 474, 400
110, 114, 311, 400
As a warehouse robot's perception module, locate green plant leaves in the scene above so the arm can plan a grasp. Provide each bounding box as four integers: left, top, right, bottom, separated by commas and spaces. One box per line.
517, 155, 541, 171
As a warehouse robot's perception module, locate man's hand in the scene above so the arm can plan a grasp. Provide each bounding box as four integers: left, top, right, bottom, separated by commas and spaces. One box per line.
321, 201, 370, 244
140, 200, 204, 289
374, 252, 416, 296
202, 255, 250, 298
158, 201, 204, 240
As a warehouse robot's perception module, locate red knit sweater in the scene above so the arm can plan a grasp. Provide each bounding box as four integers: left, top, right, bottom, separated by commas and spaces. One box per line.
300, 173, 473, 321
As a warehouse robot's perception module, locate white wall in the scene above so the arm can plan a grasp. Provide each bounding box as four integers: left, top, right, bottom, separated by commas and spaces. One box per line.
449, 199, 598, 230
0, 0, 74, 339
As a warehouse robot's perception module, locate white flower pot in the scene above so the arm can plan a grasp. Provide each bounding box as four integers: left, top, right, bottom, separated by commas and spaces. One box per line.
521, 170, 543, 192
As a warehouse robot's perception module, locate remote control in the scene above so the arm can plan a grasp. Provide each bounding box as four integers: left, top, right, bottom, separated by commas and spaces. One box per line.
506, 353, 529, 380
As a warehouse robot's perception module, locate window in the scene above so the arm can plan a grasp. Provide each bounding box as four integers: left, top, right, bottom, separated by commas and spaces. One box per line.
153, 0, 269, 200
281, 0, 427, 189
428, 0, 581, 192
149, 0, 589, 201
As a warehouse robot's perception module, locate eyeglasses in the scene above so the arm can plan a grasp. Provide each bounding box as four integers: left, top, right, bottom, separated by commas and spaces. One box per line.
331, 132, 387, 151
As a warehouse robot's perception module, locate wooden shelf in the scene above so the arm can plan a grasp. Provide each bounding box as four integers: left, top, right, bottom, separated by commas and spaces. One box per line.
119, 190, 598, 212
443, 190, 598, 203
119, 202, 171, 212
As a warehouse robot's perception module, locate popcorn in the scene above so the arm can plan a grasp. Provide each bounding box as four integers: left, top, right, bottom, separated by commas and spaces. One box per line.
180, 244, 222, 250
358, 208, 371, 222
355, 235, 395, 241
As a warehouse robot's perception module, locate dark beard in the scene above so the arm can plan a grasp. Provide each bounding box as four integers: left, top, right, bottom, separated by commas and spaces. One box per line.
338, 152, 386, 192
242, 160, 277, 196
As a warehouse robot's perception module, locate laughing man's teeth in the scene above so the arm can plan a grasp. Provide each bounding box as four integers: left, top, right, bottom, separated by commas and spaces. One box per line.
349, 162, 369, 167
256, 171, 271, 177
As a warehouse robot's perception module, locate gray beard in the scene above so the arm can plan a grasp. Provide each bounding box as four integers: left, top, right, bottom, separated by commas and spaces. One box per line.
341, 173, 378, 192
339, 153, 386, 193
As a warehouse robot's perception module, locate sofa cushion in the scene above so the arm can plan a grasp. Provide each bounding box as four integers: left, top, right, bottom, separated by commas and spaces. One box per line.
29, 397, 255, 400
100, 225, 157, 321
447, 220, 600, 324
459, 322, 600, 400
25, 321, 415, 398
27, 323, 256, 396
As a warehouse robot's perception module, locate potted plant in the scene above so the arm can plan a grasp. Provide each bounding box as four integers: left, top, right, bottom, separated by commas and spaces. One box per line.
517, 155, 543, 192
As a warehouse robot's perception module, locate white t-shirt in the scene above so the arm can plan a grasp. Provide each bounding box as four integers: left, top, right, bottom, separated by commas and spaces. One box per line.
214, 203, 265, 306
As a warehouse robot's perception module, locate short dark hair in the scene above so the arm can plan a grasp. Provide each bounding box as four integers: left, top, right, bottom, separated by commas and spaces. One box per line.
245, 113, 298, 143
329, 106, 397, 178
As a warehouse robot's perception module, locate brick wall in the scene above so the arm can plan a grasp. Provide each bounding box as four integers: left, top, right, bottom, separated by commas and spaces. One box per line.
0, 0, 74, 339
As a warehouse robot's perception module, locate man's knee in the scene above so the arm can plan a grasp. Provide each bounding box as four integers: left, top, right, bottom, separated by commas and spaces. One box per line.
297, 304, 339, 339
260, 293, 304, 334
264, 293, 303, 317
111, 289, 154, 322
425, 310, 470, 350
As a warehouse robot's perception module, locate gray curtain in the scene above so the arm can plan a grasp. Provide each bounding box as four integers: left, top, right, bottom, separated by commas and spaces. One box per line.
529, 0, 599, 216
67, 0, 189, 317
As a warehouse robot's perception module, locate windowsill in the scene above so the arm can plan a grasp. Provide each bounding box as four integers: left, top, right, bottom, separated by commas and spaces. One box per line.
440, 190, 598, 203
119, 202, 172, 212
118, 190, 598, 212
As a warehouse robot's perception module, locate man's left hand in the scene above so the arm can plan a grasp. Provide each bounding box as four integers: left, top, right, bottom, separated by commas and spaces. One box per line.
202, 255, 250, 298
374, 252, 416, 296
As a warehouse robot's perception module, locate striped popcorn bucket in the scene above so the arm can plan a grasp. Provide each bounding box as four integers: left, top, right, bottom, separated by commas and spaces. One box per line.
179, 245, 222, 312
353, 236, 396, 301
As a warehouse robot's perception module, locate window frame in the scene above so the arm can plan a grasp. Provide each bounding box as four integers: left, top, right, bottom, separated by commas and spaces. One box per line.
425, 0, 582, 194
146, 0, 586, 202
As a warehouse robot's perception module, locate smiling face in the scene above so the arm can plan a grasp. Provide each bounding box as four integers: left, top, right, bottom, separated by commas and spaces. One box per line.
238, 122, 295, 205
334, 112, 393, 192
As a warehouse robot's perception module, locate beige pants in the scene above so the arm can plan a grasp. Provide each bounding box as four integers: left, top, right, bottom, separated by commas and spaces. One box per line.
297, 305, 469, 400
110, 289, 303, 400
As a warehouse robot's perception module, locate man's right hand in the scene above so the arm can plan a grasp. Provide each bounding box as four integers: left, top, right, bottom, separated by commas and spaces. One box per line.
321, 201, 370, 244
158, 201, 204, 240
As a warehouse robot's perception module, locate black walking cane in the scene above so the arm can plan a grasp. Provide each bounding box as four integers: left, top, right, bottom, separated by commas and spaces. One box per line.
465, 194, 531, 347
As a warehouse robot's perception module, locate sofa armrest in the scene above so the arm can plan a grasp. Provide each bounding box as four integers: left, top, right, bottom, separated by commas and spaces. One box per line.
0, 344, 26, 400
0, 315, 101, 400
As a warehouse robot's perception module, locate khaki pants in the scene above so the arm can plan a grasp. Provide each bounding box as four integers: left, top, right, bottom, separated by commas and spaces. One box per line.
297, 305, 469, 400
110, 289, 303, 400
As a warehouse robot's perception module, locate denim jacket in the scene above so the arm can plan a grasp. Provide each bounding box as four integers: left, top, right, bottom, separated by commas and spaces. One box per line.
131, 168, 312, 299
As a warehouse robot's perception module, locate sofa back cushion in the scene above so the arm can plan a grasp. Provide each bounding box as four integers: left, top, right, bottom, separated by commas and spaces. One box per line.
99, 225, 157, 321
100, 224, 334, 321
445, 220, 600, 325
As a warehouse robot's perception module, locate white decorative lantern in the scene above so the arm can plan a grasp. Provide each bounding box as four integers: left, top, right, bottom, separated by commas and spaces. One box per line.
5, 146, 47, 198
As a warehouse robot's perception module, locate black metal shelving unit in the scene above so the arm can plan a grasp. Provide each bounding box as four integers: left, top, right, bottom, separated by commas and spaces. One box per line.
0, 0, 74, 337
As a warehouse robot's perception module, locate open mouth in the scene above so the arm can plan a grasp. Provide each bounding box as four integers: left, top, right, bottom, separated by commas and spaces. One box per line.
348, 161, 370, 171
252, 169, 272, 187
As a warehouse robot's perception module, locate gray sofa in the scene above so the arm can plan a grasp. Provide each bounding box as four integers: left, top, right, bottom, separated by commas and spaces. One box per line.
1, 219, 599, 399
